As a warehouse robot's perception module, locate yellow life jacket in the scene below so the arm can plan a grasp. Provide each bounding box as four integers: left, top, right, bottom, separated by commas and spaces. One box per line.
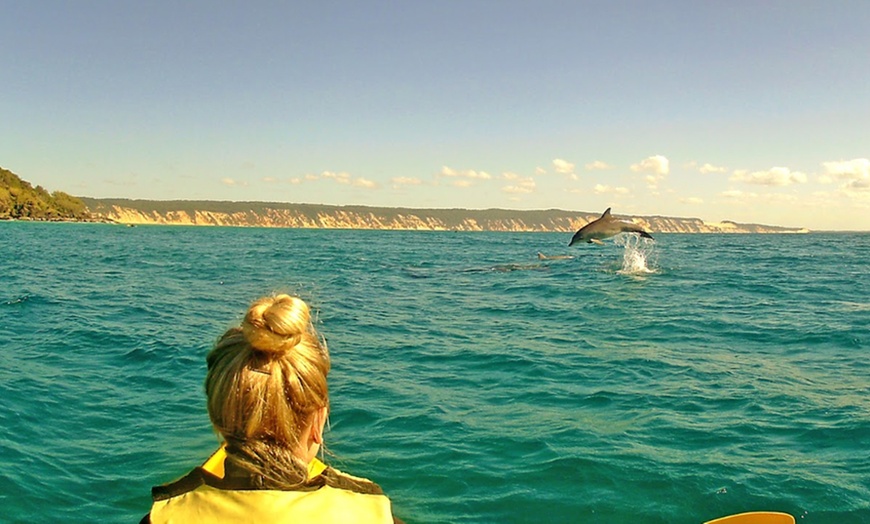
148, 447, 394, 524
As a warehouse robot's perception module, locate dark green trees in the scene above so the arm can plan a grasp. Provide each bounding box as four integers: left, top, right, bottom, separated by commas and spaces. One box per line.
0, 167, 90, 220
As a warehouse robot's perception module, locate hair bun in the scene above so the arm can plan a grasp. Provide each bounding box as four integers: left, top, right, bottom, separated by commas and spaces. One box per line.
242, 294, 311, 355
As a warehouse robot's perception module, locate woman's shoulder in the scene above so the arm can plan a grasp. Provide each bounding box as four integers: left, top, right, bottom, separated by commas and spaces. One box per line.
144, 464, 401, 524
310, 466, 403, 524
320, 465, 385, 495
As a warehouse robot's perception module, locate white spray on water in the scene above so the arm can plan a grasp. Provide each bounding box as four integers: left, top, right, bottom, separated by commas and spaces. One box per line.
614, 234, 657, 275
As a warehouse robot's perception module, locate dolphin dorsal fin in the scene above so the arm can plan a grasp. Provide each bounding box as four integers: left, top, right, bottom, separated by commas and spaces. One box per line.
601, 207, 612, 219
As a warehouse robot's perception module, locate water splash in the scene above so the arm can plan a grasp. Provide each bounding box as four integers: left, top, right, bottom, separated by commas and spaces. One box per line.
614, 234, 657, 275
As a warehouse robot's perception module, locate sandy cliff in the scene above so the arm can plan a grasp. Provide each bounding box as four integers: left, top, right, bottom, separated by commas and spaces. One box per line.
80, 199, 809, 234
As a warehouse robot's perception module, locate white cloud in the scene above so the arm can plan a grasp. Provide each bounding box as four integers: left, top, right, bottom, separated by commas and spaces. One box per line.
699, 163, 727, 174
502, 172, 520, 181
320, 171, 352, 184
221, 177, 237, 186
535, 167, 547, 176
631, 155, 670, 176
301, 170, 378, 188
680, 197, 704, 204
631, 155, 669, 188
439, 166, 492, 180
391, 176, 423, 188
585, 160, 613, 171
593, 184, 629, 195
353, 177, 377, 189
822, 158, 870, 178
720, 190, 802, 208
645, 174, 662, 187
502, 177, 536, 194
821, 158, 870, 191
262, 177, 277, 183
730, 167, 807, 186
450, 179, 473, 188
721, 189, 758, 199
552, 158, 576, 175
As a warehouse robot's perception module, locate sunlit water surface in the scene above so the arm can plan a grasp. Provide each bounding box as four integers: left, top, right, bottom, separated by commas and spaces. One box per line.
1, 223, 868, 523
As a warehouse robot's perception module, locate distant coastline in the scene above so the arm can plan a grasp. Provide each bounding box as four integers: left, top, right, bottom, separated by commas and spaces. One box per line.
79, 197, 811, 234
0, 166, 811, 233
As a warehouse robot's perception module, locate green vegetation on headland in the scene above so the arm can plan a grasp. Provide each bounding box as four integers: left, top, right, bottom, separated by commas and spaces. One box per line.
1, 166, 810, 233
0, 167, 91, 221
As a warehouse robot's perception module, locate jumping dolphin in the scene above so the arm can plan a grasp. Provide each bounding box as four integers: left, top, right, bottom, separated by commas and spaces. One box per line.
569, 207, 654, 246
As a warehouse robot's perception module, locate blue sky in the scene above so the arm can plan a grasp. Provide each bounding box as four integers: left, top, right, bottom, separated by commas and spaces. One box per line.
2, 1, 868, 230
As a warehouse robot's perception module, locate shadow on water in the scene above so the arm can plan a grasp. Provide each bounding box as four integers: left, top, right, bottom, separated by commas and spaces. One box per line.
401, 234, 659, 279
461, 262, 551, 273
402, 261, 552, 277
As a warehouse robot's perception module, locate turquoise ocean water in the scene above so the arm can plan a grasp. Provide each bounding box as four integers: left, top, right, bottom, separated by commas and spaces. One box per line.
1, 222, 868, 523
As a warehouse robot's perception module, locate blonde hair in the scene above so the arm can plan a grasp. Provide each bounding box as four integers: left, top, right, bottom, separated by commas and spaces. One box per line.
205, 294, 330, 487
